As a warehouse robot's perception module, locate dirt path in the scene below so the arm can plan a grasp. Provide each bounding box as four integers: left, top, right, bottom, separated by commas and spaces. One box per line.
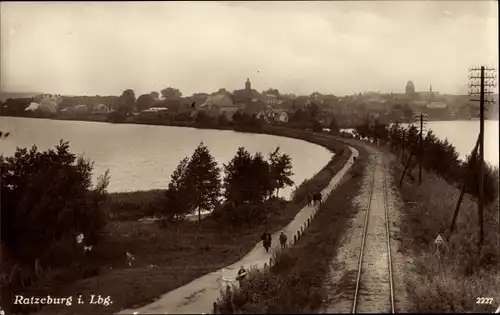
322, 142, 412, 313
116, 146, 359, 315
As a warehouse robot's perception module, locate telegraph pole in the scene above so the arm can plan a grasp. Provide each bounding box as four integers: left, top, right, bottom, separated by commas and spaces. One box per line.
468, 66, 497, 252
400, 129, 406, 163
413, 113, 428, 185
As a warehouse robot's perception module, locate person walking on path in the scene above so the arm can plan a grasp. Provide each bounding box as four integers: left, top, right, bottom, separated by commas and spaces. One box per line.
279, 231, 287, 248
261, 231, 272, 253
236, 265, 247, 286
307, 193, 312, 206
317, 192, 322, 206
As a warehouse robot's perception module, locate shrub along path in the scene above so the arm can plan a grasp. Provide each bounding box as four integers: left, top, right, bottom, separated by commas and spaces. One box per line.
116, 146, 359, 315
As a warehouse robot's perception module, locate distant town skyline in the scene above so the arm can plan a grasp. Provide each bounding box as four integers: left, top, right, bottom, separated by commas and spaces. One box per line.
1, 1, 498, 97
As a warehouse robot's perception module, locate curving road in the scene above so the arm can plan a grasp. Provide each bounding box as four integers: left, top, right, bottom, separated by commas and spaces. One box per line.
116, 145, 359, 315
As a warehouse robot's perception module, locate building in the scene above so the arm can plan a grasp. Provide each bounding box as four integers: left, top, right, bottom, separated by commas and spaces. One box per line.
25, 102, 40, 112
406, 81, 415, 95
232, 78, 267, 104
201, 94, 234, 109
195, 93, 243, 121
424, 102, 451, 119
93, 104, 110, 114
255, 104, 289, 123
276, 111, 289, 123
264, 94, 284, 107
139, 107, 170, 120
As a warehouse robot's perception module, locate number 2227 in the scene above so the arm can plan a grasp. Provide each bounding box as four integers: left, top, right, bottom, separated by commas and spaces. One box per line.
476, 297, 494, 304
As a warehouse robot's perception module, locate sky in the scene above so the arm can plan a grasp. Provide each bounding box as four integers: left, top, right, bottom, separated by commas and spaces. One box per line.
1, 1, 498, 97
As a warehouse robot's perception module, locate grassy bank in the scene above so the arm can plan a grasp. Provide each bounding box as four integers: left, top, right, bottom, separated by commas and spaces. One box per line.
25, 128, 351, 315
215, 143, 367, 313
389, 155, 499, 313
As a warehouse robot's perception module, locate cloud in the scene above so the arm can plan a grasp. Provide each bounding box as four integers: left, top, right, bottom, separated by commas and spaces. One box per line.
1, 1, 498, 96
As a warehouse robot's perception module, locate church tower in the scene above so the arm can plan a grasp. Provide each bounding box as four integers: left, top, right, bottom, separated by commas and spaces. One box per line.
245, 78, 251, 91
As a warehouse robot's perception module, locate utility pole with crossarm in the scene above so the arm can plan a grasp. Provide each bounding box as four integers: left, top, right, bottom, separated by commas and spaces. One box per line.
413, 113, 428, 185
468, 66, 497, 253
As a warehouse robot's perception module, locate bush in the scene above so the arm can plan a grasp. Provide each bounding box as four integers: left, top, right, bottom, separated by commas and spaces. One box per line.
194, 111, 215, 126
107, 110, 127, 123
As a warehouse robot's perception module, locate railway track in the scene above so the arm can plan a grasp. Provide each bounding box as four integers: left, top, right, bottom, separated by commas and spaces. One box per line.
351, 159, 395, 313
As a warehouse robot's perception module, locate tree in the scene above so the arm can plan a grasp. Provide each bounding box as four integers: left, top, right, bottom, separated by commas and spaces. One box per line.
374, 121, 388, 142
232, 111, 243, 123
163, 143, 221, 223
223, 147, 253, 206
107, 110, 127, 123
1, 140, 109, 291
194, 111, 213, 125
135, 94, 155, 112
263, 88, 280, 98
355, 121, 371, 140
220, 148, 274, 227
249, 152, 274, 203
223, 147, 274, 206
307, 102, 320, 118
150, 91, 160, 100
118, 89, 136, 113
311, 119, 323, 132
161, 87, 182, 100
268, 147, 294, 197
328, 116, 340, 135
402, 104, 413, 121
218, 113, 230, 126
187, 142, 221, 221
162, 157, 194, 241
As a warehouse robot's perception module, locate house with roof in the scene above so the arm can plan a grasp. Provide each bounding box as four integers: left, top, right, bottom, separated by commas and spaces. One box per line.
423, 101, 451, 120
196, 93, 240, 121
93, 104, 110, 114
139, 107, 170, 120
255, 104, 287, 123
263, 94, 284, 107
241, 99, 266, 117
275, 111, 289, 123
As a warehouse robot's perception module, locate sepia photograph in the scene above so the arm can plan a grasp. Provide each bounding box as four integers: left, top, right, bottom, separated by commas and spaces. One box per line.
0, 1, 499, 314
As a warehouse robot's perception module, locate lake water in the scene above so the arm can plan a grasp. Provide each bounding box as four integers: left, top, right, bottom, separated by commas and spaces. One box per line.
0, 117, 333, 198
405, 120, 499, 166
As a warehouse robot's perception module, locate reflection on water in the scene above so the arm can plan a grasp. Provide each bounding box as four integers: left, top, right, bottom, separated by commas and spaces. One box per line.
0, 117, 333, 198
